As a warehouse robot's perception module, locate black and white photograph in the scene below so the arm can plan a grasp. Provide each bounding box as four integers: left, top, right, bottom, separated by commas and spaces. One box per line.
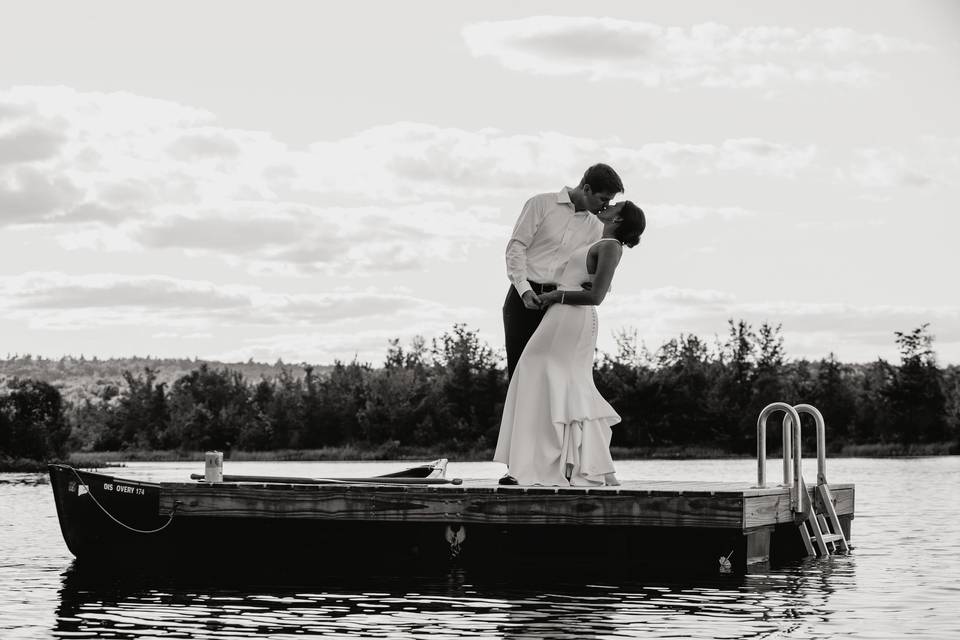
1, 1, 958, 638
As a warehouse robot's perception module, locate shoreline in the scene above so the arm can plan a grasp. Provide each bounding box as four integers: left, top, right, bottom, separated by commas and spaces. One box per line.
3, 441, 957, 472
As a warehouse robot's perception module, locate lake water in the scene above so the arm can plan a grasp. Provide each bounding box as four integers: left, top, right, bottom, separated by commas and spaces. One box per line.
1, 457, 959, 639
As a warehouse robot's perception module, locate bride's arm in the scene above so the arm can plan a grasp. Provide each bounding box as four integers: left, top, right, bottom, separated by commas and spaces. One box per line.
541, 242, 622, 307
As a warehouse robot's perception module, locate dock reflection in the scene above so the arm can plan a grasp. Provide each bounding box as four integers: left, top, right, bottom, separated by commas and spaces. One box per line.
54, 558, 852, 639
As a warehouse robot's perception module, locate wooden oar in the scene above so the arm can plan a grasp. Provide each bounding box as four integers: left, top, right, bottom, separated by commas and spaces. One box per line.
189, 473, 462, 485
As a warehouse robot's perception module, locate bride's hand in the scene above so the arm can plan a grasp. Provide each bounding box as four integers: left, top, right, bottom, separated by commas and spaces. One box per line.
539, 290, 561, 309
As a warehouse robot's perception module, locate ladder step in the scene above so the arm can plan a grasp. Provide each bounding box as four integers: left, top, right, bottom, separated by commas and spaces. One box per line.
813, 533, 846, 544
816, 483, 851, 553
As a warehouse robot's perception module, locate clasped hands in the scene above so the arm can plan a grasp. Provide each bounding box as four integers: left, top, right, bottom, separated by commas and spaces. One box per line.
521, 282, 591, 310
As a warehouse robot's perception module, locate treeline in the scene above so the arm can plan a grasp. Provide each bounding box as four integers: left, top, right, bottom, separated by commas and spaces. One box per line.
1, 322, 958, 468
0, 355, 326, 407
595, 322, 958, 454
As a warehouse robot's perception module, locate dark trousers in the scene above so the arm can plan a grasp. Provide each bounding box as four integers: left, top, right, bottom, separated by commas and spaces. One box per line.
502, 284, 549, 381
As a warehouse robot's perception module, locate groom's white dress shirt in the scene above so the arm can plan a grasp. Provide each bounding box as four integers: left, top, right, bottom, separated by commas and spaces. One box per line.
506, 187, 603, 298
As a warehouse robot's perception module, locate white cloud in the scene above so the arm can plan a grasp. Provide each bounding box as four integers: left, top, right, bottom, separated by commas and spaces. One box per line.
609, 138, 817, 179
0, 125, 66, 164
0, 167, 81, 223
841, 142, 960, 190
131, 201, 507, 275
152, 332, 213, 340
462, 17, 930, 88
0, 272, 447, 330
645, 203, 762, 227
848, 149, 933, 189
167, 128, 244, 160
5, 274, 249, 311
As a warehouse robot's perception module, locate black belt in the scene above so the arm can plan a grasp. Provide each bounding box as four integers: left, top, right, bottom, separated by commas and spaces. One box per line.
528, 280, 557, 294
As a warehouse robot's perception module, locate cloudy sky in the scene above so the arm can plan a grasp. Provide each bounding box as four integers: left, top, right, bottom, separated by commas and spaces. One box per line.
1, 0, 958, 366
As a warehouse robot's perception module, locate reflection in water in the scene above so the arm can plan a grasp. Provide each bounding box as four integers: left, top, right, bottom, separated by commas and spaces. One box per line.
53, 559, 855, 639
0, 473, 50, 486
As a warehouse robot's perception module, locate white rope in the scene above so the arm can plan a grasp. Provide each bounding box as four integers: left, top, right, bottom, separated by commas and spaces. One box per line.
71, 467, 177, 534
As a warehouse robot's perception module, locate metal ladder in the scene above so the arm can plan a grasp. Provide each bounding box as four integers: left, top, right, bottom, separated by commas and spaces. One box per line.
757, 402, 850, 558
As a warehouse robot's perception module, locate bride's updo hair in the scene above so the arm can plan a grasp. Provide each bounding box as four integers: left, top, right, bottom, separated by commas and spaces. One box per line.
614, 201, 646, 248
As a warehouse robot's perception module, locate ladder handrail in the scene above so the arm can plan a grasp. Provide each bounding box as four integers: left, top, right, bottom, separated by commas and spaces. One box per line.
756, 402, 801, 488
756, 402, 803, 513
785, 403, 828, 486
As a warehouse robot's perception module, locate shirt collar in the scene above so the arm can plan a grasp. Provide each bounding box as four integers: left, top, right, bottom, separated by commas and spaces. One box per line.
559, 186, 589, 216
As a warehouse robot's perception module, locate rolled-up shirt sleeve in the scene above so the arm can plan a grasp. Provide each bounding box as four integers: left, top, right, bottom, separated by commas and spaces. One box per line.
505, 196, 541, 297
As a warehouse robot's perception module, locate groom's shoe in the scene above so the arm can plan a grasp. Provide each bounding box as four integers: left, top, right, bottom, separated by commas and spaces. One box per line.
498, 474, 518, 486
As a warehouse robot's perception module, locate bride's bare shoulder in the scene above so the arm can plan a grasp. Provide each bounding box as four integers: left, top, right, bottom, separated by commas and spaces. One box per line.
593, 238, 623, 257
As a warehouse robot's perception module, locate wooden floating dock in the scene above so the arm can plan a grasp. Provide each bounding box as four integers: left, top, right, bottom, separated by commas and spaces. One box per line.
49, 456, 854, 576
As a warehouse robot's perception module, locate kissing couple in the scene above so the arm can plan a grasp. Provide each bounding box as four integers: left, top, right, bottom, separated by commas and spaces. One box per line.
494, 163, 646, 487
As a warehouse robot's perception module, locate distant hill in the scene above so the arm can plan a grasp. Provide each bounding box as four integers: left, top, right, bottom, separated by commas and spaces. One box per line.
0, 356, 333, 405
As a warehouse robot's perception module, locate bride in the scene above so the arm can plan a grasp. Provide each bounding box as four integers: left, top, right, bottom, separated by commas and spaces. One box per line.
494, 201, 646, 486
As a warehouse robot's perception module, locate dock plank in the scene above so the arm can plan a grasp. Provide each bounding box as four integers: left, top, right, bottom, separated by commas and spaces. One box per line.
743, 485, 855, 528
160, 482, 744, 527
159, 480, 854, 530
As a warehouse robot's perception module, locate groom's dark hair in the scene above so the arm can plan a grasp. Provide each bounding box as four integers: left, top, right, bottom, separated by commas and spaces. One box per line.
579, 163, 624, 195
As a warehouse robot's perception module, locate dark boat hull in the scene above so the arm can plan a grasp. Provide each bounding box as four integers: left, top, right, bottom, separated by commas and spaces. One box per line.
49, 464, 459, 571
49, 465, 172, 561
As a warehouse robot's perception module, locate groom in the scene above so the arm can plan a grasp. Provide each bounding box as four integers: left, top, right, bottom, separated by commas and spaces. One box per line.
502, 163, 625, 382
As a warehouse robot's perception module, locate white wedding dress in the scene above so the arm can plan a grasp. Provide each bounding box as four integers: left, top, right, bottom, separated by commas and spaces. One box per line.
494, 239, 622, 486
